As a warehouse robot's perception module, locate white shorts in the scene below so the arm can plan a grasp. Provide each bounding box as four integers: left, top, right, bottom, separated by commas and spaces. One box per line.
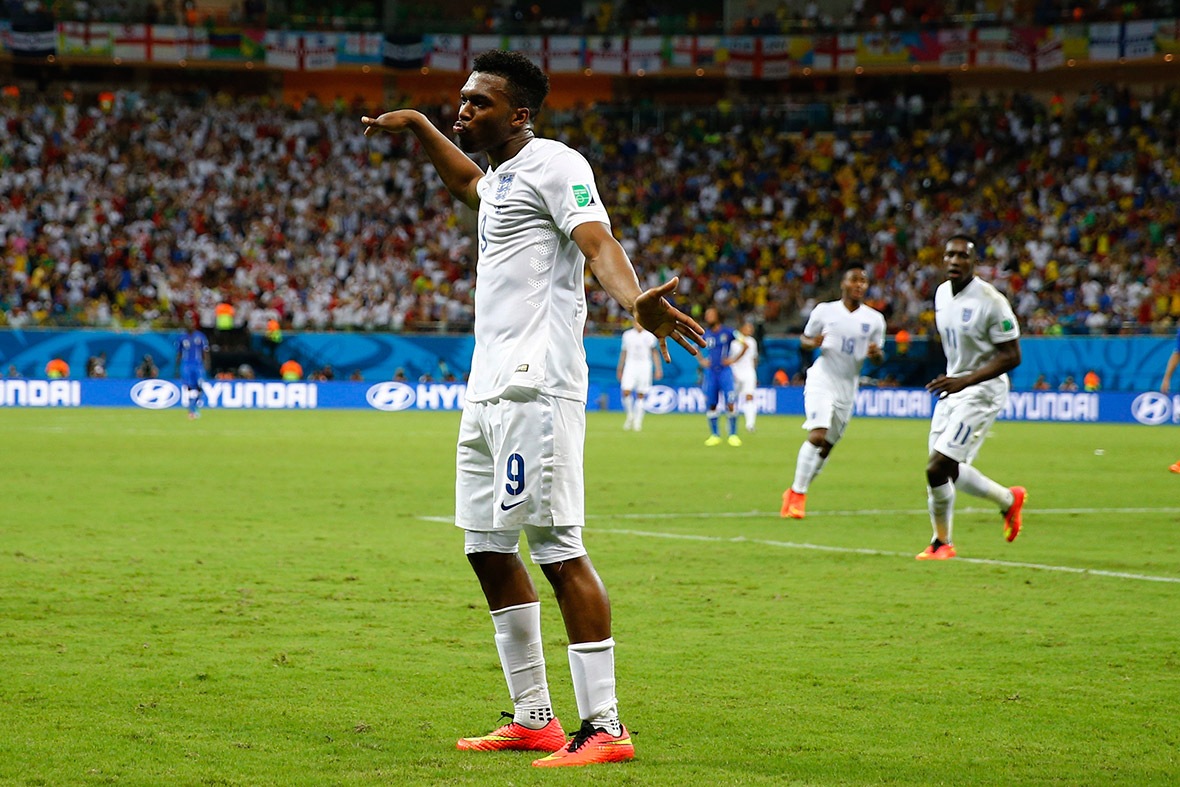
455, 388, 586, 537
620, 365, 653, 395
802, 387, 853, 445
929, 382, 1008, 464
733, 370, 757, 400
464, 525, 586, 565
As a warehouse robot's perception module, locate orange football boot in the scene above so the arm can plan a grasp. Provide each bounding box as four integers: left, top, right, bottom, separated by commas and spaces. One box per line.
1170, 461, 1180, 474
532, 721, 635, 768
915, 543, 956, 560
1003, 486, 1026, 542
457, 713, 566, 752
781, 489, 806, 519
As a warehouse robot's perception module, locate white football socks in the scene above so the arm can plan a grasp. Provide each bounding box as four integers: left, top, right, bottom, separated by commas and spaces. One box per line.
955, 464, 1015, 509
928, 481, 955, 544
632, 399, 646, 429
567, 638, 621, 736
744, 399, 757, 430
490, 602, 553, 730
622, 395, 633, 427
792, 441, 825, 494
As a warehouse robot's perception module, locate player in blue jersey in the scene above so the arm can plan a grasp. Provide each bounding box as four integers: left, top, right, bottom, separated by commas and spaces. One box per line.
175, 313, 210, 419
1163, 325, 1180, 473
700, 307, 741, 446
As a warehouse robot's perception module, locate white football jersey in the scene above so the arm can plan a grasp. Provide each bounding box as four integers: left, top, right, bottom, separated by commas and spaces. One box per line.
467, 139, 610, 403
802, 300, 886, 404
620, 327, 657, 372
729, 333, 758, 377
934, 276, 1021, 383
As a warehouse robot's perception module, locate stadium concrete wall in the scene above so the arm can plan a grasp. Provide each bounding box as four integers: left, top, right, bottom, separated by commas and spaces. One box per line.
0, 330, 1174, 392
1, 378, 1177, 426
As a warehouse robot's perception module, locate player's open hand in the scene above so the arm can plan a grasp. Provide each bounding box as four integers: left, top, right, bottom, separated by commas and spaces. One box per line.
868, 342, 884, 364
926, 374, 969, 397
361, 110, 419, 137
633, 278, 705, 363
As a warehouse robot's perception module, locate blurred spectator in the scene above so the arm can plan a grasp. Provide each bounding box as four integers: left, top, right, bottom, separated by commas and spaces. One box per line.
6, 364, 21, 377
85, 351, 107, 378
1032, 374, 1050, 390
1083, 369, 1101, 391
280, 359, 303, 381
349, 368, 364, 381
1059, 375, 1079, 392
135, 353, 159, 378
46, 358, 69, 378
237, 363, 255, 379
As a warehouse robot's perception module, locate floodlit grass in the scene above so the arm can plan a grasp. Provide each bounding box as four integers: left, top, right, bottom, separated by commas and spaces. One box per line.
1, 408, 1178, 785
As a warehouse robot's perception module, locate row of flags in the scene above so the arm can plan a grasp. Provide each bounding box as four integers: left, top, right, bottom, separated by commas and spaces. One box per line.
1, 20, 1178, 74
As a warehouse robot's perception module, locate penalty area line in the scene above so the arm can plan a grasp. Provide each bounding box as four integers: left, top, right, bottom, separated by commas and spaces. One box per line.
599, 528, 1180, 585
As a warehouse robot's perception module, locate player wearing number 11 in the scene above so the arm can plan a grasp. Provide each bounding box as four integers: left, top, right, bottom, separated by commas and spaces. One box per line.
362, 51, 705, 768
918, 234, 1027, 560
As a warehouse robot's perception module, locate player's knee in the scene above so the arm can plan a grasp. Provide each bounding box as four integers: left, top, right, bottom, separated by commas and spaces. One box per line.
807, 429, 828, 448
926, 454, 955, 485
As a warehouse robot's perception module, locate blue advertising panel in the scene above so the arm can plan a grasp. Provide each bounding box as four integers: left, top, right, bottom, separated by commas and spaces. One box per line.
2, 378, 1177, 426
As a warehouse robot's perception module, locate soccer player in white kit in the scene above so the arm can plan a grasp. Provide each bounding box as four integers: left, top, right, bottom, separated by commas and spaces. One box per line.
782, 268, 885, 518
363, 51, 704, 767
617, 324, 662, 431
729, 321, 760, 433
918, 235, 1027, 560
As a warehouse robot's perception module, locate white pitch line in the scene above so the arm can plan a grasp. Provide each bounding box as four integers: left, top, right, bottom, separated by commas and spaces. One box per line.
598, 528, 1180, 585
413, 509, 1180, 584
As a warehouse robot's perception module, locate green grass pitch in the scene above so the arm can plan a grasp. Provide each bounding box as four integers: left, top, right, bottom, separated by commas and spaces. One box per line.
2, 408, 1178, 786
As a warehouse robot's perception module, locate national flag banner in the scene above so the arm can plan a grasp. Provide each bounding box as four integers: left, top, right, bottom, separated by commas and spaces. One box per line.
427, 34, 468, 71
975, 27, 1012, 67
0, 21, 10, 53
1089, 22, 1122, 61
10, 15, 57, 58
467, 34, 504, 68
1035, 28, 1065, 70
586, 36, 626, 74
787, 35, 814, 67
1005, 27, 1063, 72
338, 32, 382, 64
1123, 20, 1157, 60
1157, 19, 1180, 51
857, 32, 912, 67
176, 26, 209, 61
813, 33, 857, 71
113, 24, 177, 62
266, 31, 337, 70
545, 35, 583, 72
760, 36, 791, 78
241, 28, 266, 60
208, 28, 243, 60
59, 22, 113, 56
722, 36, 757, 77
668, 34, 699, 67
628, 36, 662, 74
382, 34, 424, 69
506, 35, 545, 69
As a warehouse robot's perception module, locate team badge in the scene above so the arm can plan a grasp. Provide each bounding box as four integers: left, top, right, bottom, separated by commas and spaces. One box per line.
861, 323, 870, 333
496, 173, 515, 200
961, 309, 973, 323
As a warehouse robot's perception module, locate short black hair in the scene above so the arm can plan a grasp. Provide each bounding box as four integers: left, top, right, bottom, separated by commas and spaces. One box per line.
946, 233, 979, 254
471, 50, 550, 120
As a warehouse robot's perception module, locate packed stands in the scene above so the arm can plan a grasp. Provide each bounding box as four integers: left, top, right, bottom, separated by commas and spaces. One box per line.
1, 84, 1178, 336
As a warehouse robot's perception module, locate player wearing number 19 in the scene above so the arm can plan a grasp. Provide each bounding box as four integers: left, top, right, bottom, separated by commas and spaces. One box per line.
782, 268, 885, 519
919, 235, 1027, 560
362, 51, 705, 768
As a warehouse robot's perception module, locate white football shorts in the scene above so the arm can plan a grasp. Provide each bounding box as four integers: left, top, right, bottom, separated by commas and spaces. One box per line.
620, 364, 653, 395
928, 381, 1008, 464
733, 369, 757, 401
455, 388, 587, 564
802, 386, 853, 445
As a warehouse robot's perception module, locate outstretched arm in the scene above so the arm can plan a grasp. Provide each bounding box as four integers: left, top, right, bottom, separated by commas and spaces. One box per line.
927, 339, 1021, 397
362, 110, 484, 210
572, 221, 705, 361
1163, 350, 1180, 395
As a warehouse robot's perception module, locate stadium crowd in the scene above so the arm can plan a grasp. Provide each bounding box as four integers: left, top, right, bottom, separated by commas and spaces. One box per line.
1, 83, 1178, 337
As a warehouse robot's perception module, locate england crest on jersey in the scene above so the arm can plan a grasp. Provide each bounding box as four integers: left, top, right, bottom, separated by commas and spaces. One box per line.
861, 323, 870, 333
496, 173, 515, 200
961, 308, 973, 323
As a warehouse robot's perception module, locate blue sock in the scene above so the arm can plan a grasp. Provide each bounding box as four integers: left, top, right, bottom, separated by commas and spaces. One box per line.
728, 415, 737, 435
708, 414, 719, 436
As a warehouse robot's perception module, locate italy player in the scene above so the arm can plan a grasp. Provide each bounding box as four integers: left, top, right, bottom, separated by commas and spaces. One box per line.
1162, 325, 1180, 473
918, 234, 1027, 560
617, 323, 662, 431
174, 312, 210, 419
782, 269, 885, 519
700, 307, 740, 446
729, 321, 759, 433
363, 51, 704, 767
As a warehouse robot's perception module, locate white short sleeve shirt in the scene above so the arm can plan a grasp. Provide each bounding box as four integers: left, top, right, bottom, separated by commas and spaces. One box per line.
934, 277, 1021, 384
802, 300, 887, 404
468, 139, 610, 403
